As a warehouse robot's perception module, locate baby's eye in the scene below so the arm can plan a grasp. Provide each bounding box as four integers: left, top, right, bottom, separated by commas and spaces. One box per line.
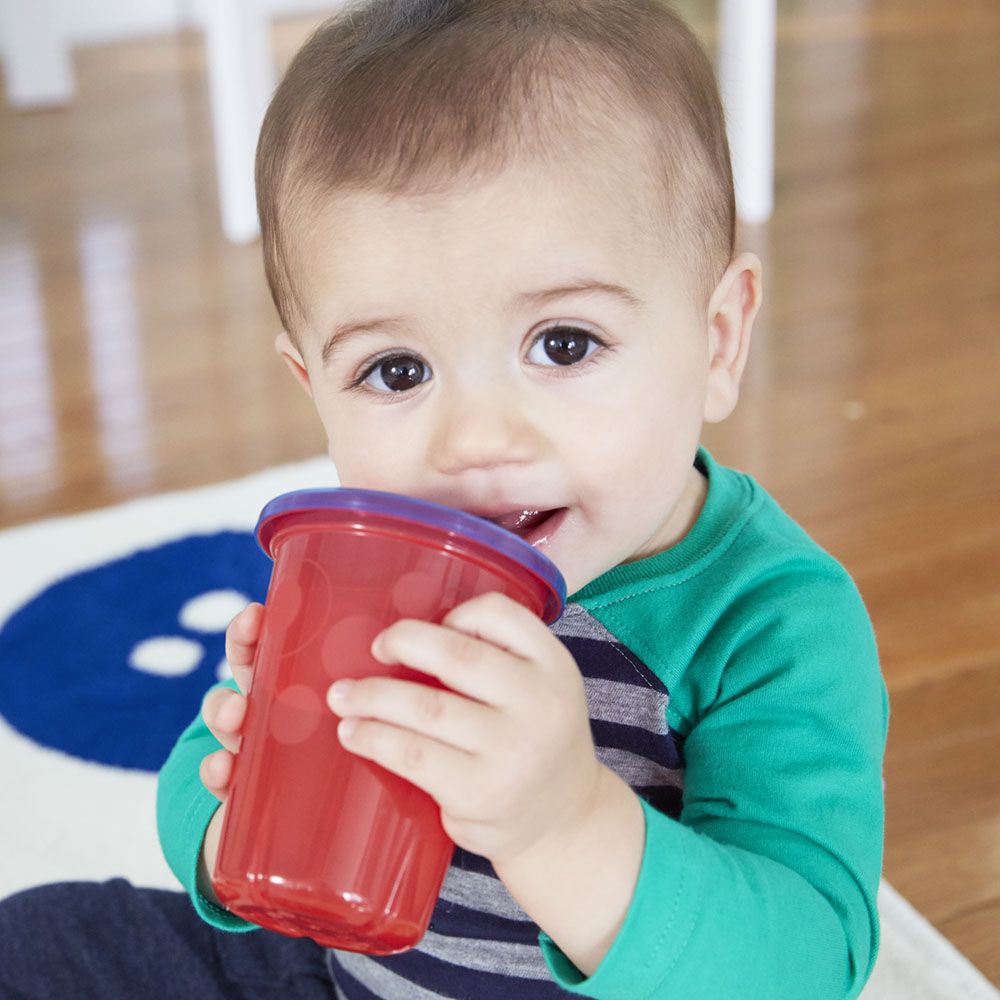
527, 326, 603, 367
359, 354, 431, 394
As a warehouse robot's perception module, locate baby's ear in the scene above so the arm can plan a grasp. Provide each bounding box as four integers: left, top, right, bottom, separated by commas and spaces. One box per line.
274, 330, 313, 400
703, 253, 763, 423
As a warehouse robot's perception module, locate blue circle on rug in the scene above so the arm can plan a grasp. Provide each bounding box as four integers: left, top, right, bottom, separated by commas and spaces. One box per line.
0, 531, 271, 772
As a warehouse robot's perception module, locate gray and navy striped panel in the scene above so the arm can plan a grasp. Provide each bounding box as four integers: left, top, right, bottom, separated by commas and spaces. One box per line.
327, 601, 685, 999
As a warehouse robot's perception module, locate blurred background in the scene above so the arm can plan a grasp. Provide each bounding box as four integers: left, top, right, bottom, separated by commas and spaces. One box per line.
0, 0, 997, 988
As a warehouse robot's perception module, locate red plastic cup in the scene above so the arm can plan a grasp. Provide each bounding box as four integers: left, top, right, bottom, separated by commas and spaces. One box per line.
211, 488, 565, 954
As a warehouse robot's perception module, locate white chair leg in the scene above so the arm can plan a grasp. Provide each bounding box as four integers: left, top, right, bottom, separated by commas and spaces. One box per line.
203, 0, 275, 245
0, 0, 74, 109
718, 0, 776, 224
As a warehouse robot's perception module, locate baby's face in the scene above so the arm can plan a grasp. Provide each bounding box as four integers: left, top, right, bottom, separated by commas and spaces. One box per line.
278, 146, 744, 595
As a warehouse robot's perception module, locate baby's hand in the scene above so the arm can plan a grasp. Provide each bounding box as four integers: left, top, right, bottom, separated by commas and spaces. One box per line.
327, 592, 606, 867
198, 602, 264, 801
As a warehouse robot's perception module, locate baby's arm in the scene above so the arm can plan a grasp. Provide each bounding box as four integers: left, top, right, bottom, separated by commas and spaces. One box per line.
536, 568, 888, 1000
155, 604, 264, 930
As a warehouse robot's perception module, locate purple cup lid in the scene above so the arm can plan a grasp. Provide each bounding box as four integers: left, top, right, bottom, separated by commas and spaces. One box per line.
255, 487, 566, 623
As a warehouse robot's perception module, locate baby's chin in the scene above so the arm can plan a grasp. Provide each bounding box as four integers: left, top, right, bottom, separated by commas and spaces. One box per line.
543, 515, 624, 597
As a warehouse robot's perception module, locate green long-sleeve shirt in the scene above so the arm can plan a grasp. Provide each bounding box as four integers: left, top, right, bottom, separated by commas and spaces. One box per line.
157, 446, 888, 998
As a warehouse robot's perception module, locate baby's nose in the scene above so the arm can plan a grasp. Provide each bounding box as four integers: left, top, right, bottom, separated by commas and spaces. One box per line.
428, 387, 545, 475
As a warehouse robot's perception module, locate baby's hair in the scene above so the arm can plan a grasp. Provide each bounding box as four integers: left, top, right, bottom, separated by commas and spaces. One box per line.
257, 0, 735, 347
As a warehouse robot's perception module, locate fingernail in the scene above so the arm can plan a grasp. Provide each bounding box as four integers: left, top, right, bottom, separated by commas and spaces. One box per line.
338, 718, 358, 741
329, 680, 354, 700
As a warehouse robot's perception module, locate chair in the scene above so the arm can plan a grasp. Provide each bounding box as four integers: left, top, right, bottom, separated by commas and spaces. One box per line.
0, 0, 776, 239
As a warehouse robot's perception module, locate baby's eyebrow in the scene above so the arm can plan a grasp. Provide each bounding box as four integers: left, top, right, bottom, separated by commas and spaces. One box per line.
321, 278, 643, 368
516, 278, 644, 312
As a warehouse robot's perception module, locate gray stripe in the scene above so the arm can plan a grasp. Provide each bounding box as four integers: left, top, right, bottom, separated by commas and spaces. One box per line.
414, 929, 550, 978
550, 602, 617, 642
597, 745, 684, 788
437, 865, 531, 922
330, 929, 551, 996
584, 676, 670, 734
330, 950, 453, 1000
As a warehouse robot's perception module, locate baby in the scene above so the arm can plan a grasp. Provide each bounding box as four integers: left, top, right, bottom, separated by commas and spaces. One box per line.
0, 1, 889, 998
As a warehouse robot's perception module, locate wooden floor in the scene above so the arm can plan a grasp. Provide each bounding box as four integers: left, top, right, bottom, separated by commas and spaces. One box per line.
1, 0, 998, 985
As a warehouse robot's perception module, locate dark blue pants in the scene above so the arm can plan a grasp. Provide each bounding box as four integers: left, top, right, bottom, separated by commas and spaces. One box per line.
0, 879, 335, 999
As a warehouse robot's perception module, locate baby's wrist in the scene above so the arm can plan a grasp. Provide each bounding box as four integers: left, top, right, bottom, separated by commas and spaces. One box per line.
196, 804, 226, 908
492, 767, 644, 977
493, 763, 623, 881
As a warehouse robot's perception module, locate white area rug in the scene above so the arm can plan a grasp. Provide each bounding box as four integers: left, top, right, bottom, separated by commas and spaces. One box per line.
0, 456, 995, 999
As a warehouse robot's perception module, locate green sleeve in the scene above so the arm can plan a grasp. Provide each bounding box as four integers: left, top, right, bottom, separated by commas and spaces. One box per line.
539, 568, 889, 999
155, 677, 258, 932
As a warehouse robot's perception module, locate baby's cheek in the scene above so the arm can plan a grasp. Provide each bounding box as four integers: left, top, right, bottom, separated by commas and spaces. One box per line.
325, 438, 408, 492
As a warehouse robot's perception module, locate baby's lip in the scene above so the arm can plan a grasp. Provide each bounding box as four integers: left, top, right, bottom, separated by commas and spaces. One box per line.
469, 507, 570, 546
484, 509, 551, 532
462, 501, 558, 518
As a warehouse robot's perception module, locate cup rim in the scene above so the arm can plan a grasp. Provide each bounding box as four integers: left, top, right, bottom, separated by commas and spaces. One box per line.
255, 487, 567, 622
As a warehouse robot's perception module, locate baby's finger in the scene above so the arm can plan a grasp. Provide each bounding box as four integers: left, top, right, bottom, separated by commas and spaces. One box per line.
225, 602, 264, 693
201, 686, 246, 754
199, 748, 233, 802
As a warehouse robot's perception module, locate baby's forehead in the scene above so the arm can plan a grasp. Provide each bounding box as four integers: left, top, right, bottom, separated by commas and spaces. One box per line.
290, 141, 670, 280
288, 184, 679, 332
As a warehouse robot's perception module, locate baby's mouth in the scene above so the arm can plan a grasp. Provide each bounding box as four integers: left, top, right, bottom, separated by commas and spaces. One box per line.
479, 507, 568, 546
487, 509, 552, 533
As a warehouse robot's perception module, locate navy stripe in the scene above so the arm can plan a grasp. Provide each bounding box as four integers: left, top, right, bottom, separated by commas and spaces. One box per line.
558, 635, 668, 690
449, 847, 498, 879
590, 717, 684, 768
635, 783, 684, 818
429, 897, 538, 943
